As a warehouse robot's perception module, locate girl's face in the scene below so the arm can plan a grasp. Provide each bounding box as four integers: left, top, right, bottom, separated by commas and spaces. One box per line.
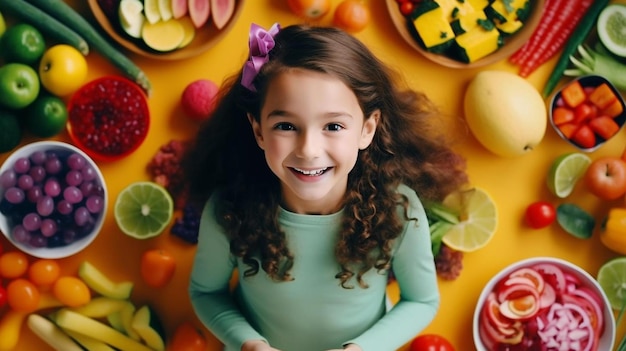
250, 69, 378, 214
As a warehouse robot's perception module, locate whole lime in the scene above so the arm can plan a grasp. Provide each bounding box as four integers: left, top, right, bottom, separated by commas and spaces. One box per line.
0, 109, 22, 153
24, 94, 68, 138
0, 23, 46, 65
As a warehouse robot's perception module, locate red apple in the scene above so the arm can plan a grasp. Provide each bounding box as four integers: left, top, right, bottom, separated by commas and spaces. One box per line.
584, 156, 626, 200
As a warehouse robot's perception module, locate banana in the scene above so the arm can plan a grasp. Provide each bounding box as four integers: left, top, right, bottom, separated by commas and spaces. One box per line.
27, 314, 84, 351
78, 261, 134, 299
64, 329, 118, 351
69, 296, 130, 318
0, 310, 27, 351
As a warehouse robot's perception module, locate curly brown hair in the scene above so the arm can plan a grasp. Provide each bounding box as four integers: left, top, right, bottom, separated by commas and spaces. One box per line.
182, 24, 467, 289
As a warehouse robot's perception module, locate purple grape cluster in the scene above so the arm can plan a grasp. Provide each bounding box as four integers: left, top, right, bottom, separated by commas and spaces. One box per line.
0, 149, 105, 249
170, 202, 201, 244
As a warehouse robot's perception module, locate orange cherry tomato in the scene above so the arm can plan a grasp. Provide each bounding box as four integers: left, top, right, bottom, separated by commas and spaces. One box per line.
52, 276, 91, 307
287, 0, 331, 20
6, 278, 40, 312
0, 251, 29, 279
333, 0, 371, 33
169, 321, 208, 351
140, 249, 176, 288
28, 259, 61, 287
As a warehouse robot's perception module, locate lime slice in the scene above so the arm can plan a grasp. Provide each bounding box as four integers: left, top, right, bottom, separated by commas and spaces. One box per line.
114, 181, 173, 239
143, 0, 161, 24
597, 257, 626, 311
546, 153, 591, 198
597, 4, 626, 58
441, 187, 497, 252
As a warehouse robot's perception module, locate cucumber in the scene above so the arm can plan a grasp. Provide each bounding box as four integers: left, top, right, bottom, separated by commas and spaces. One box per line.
24, 0, 152, 95
0, 0, 89, 55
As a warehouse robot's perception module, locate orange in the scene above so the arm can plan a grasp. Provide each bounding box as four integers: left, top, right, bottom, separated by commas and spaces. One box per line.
52, 276, 91, 307
287, 0, 331, 20
333, 0, 370, 33
0, 251, 29, 279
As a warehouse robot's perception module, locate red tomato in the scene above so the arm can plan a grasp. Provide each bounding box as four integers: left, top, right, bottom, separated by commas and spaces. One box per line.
140, 249, 176, 288
399, 1, 414, 16
169, 321, 208, 351
524, 201, 556, 229
410, 334, 455, 351
570, 124, 596, 149
584, 156, 626, 200
573, 102, 596, 124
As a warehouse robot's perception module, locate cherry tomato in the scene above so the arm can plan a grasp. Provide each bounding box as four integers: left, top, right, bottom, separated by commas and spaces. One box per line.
0, 285, 7, 309
524, 201, 556, 229
0, 251, 29, 279
399, 2, 415, 16
52, 276, 91, 307
28, 259, 61, 287
140, 249, 176, 288
573, 102, 596, 124
410, 334, 455, 351
169, 321, 208, 351
6, 278, 40, 312
333, 0, 371, 33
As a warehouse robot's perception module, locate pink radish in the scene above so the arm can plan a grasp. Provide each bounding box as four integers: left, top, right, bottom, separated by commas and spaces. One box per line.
188, 0, 211, 28
172, 0, 188, 18
210, 0, 235, 29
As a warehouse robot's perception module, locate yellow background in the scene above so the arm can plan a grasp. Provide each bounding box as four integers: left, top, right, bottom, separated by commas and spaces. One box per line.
1, 0, 626, 350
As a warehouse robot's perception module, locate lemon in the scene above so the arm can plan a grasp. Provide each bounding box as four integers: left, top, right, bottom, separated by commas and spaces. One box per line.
143, 0, 161, 24
546, 153, 591, 198
597, 257, 626, 311
114, 182, 173, 239
597, 4, 626, 58
441, 187, 497, 252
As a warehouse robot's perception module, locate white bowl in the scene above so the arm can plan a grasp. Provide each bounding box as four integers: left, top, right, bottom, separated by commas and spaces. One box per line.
473, 257, 615, 350
0, 141, 107, 259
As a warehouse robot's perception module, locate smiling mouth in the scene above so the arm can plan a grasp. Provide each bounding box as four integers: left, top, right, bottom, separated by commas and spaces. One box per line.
292, 167, 330, 176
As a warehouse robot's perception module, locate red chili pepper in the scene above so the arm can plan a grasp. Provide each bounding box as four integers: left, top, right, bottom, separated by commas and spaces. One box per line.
509, 0, 563, 65
519, 0, 593, 77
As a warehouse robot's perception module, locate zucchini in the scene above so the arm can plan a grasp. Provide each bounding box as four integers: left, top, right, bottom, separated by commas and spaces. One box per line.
0, 0, 89, 55
24, 0, 152, 95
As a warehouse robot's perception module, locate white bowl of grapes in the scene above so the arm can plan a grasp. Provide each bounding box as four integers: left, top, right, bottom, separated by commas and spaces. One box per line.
0, 141, 107, 259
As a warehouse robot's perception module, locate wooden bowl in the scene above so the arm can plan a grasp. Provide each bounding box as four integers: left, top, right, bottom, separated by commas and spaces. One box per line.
87, 0, 246, 61
385, 0, 545, 69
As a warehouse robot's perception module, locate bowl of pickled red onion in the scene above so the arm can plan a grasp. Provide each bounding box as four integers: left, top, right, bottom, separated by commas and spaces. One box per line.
473, 257, 615, 351
0, 141, 107, 259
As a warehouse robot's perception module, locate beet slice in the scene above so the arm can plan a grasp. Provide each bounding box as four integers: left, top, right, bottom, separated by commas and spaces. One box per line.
67, 76, 150, 161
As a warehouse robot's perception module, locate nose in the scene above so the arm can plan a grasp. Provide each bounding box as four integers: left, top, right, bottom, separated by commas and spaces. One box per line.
295, 130, 321, 160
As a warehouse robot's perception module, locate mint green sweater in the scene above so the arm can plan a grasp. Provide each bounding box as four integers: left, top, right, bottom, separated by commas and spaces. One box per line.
189, 185, 439, 351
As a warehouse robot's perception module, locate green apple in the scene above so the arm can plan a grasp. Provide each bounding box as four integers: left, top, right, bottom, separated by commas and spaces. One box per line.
0, 63, 40, 109
25, 94, 68, 138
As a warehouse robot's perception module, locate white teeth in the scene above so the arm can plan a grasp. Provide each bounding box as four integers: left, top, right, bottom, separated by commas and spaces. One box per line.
293, 167, 328, 176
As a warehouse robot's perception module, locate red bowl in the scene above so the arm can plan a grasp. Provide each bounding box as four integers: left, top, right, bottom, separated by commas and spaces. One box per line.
66, 76, 150, 162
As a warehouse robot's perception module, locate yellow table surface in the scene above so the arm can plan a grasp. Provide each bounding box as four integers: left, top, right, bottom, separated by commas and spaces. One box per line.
1, 1, 626, 350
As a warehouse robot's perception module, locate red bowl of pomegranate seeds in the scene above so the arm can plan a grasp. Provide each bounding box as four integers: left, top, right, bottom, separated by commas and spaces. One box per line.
0, 141, 107, 259
472, 257, 615, 351
67, 75, 150, 162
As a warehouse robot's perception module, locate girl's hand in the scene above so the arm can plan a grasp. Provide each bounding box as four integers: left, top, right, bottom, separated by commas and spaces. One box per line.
241, 340, 282, 351
326, 344, 363, 351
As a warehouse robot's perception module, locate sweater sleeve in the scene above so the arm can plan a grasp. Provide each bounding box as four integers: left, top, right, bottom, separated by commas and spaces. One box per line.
189, 195, 267, 350
346, 186, 440, 351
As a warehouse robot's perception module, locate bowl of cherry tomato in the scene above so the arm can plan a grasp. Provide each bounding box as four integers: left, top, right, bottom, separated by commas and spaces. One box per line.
0, 141, 107, 259
550, 75, 626, 152
473, 257, 615, 351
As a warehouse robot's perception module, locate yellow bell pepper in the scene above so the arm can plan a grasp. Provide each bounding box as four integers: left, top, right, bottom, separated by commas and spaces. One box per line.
601, 207, 626, 255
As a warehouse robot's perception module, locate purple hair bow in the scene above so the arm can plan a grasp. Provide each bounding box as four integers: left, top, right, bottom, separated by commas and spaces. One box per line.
241, 23, 281, 92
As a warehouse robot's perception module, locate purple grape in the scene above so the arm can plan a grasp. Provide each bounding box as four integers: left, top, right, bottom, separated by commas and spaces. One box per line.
82, 166, 97, 182
13, 157, 30, 174
74, 206, 91, 226
67, 153, 87, 170
0, 170, 17, 188
30, 151, 46, 165
44, 178, 61, 197
23, 212, 42, 231
37, 195, 54, 216
65, 170, 83, 187
17, 174, 34, 190
40, 219, 58, 237
63, 186, 83, 204
28, 166, 46, 183
11, 225, 31, 244
56, 200, 73, 215
4, 187, 25, 204
29, 234, 47, 248
86, 195, 104, 213
62, 229, 77, 244
26, 186, 43, 203
44, 157, 62, 175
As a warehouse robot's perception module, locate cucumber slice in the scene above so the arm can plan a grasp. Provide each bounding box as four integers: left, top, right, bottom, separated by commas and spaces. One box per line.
597, 4, 626, 57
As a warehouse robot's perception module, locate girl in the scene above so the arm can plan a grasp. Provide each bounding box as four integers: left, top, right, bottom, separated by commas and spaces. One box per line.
184, 23, 467, 351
